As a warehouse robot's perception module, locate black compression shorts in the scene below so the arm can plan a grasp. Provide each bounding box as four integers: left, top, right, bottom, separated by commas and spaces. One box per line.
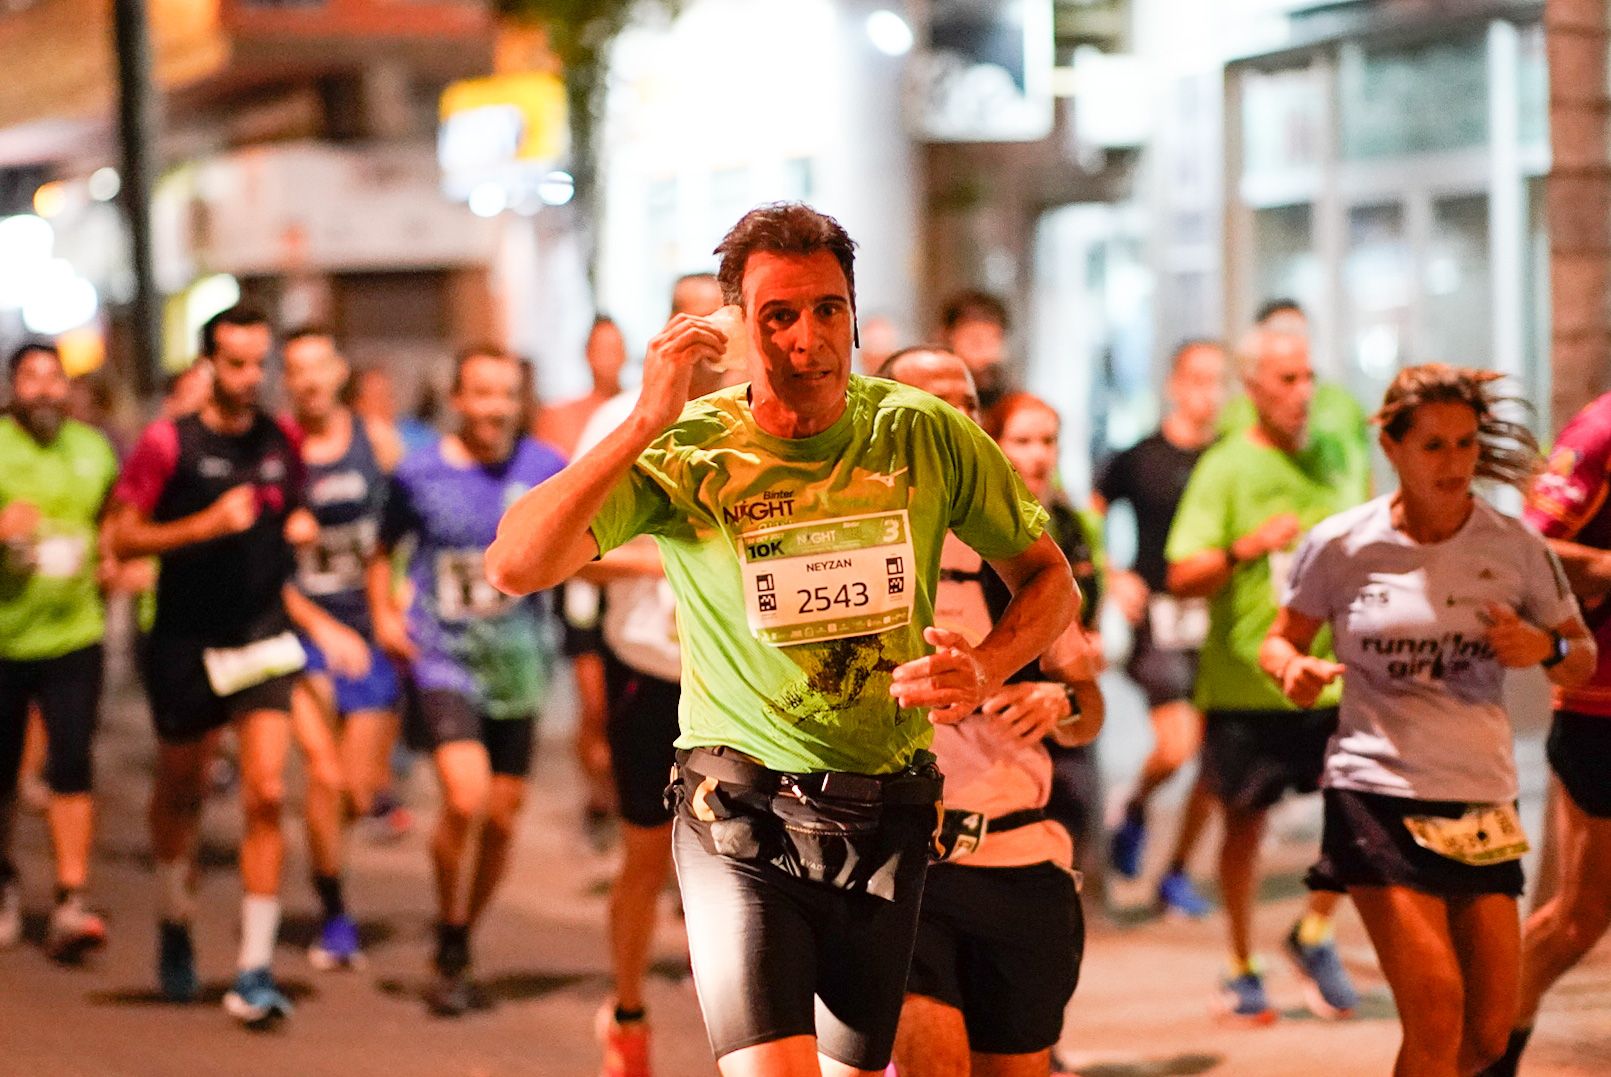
1201, 707, 1338, 813
410, 688, 534, 777
602, 650, 680, 828
1548, 710, 1611, 819
0, 645, 103, 795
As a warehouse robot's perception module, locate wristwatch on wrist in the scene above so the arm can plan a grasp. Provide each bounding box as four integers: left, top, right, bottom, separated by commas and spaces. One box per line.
1057, 685, 1082, 727
1542, 629, 1570, 669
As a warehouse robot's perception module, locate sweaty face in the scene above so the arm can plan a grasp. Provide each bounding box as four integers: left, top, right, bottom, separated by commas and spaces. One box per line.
1169, 345, 1227, 429
997, 405, 1060, 500
1382, 401, 1480, 505
1245, 335, 1313, 446
208, 322, 272, 413
10, 349, 70, 442
453, 354, 522, 460
743, 250, 854, 431
284, 336, 346, 424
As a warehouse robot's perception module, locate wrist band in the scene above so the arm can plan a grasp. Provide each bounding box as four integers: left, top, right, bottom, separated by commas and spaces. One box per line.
1542, 629, 1569, 669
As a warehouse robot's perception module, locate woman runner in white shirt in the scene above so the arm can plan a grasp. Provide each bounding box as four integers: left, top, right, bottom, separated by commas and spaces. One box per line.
1259, 364, 1594, 1077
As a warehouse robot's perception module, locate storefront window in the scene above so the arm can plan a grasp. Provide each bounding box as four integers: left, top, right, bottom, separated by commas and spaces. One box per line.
1240, 64, 1325, 179
1343, 202, 1410, 403
1340, 33, 1488, 159
1252, 203, 1318, 313
1423, 193, 1492, 368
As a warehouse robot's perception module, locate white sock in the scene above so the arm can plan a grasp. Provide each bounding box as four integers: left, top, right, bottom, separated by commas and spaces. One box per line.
238, 895, 280, 972
158, 860, 195, 924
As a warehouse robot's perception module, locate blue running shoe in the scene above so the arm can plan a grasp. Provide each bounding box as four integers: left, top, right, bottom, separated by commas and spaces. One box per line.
1156, 870, 1213, 919
1109, 813, 1147, 879
157, 920, 198, 1003
308, 913, 363, 970
224, 966, 293, 1029
1285, 923, 1358, 1019
1218, 969, 1276, 1025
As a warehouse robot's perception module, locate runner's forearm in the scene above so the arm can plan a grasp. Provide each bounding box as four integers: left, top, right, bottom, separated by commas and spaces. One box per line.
1546, 538, 1611, 603
487, 413, 663, 595
977, 535, 1077, 689
1167, 548, 1234, 598
106, 503, 217, 558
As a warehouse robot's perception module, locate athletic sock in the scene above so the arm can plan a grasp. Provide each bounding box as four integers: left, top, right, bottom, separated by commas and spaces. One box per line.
1229, 955, 1261, 978
1123, 800, 1145, 825
1477, 1027, 1532, 1077
54, 885, 80, 907
435, 921, 470, 976
313, 873, 346, 920
157, 860, 196, 924
614, 1005, 647, 1025
1296, 911, 1335, 948
237, 895, 281, 972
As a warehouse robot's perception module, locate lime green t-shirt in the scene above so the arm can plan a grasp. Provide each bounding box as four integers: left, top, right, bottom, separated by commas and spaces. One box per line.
591, 375, 1049, 774
0, 417, 118, 661
1164, 428, 1366, 711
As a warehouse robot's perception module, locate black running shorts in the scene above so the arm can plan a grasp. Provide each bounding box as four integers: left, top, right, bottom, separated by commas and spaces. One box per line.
1124, 617, 1200, 709
143, 634, 295, 744
906, 861, 1084, 1055
671, 803, 933, 1070
602, 650, 680, 828
1548, 710, 1611, 819
0, 645, 103, 795
1201, 707, 1338, 814
411, 688, 534, 777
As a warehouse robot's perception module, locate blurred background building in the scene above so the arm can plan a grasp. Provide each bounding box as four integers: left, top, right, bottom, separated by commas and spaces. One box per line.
0, 0, 1605, 480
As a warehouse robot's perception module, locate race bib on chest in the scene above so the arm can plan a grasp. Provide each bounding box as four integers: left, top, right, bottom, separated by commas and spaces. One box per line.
1148, 594, 1208, 651
202, 632, 307, 697
434, 549, 516, 621
1404, 803, 1529, 866
34, 535, 88, 580
740, 510, 916, 646
297, 519, 377, 596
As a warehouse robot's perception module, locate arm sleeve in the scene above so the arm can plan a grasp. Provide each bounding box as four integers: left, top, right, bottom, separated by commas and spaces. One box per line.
1282, 527, 1336, 619
110, 421, 180, 514
1164, 455, 1228, 563
941, 409, 1048, 560
1525, 419, 1611, 540
1520, 534, 1583, 628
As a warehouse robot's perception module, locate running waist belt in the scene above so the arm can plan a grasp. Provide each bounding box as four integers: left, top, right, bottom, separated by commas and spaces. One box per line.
667, 746, 944, 900
934, 807, 1047, 862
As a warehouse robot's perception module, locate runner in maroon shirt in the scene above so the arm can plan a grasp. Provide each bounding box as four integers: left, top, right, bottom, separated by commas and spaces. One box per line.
108, 306, 313, 1029
1486, 391, 1611, 1074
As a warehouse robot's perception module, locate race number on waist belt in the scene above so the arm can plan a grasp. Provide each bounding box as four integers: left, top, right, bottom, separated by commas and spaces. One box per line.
1404, 802, 1529, 867
202, 632, 307, 697
1148, 594, 1208, 651
740, 510, 916, 646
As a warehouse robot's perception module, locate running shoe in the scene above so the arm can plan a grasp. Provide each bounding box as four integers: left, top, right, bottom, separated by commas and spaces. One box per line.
224, 966, 293, 1029
1284, 923, 1358, 1019
0, 879, 20, 949
1218, 970, 1276, 1025
425, 971, 490, 1017
1156, 870, 1212, 919
597, 1003, 652, 1077
1109, 813, 1147, 879
46, 898, 108, 964
307, 913, 363, 970
157, 920, 198, 1003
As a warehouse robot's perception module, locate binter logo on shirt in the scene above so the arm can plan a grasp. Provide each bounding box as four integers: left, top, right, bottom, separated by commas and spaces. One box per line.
721, 491, 796, 527
1360, 632, 1496, 680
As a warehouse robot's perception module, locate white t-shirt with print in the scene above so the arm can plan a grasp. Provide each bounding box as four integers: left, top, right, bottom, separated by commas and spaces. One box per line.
1284, 495, 1578, 803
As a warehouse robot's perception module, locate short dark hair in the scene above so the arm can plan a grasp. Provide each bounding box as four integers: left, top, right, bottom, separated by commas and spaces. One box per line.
1254, 297, 1304, 325
451, 343, 516, 393
7, 341, 60, 381
714, 203, 858, 314
939, 290, 1009, 334
589, 314, 617, 334
284, 324, 336, 348
200, 304, 270, 358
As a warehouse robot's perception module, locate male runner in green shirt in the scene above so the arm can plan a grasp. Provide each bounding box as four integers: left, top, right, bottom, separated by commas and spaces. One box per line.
488, 203, 1074, 1077
1166, 325, 1367, 1023
0, 342, 120, 962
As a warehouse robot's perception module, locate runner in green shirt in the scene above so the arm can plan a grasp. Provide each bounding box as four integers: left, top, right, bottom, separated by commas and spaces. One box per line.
0, 342, 119, 963
487, 203, 1075, 1077
1165, 324, 1368, 1024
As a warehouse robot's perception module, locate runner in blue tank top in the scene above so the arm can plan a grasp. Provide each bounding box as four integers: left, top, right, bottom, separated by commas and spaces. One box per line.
369, 345, 565, 1016
282, 327, 405, 971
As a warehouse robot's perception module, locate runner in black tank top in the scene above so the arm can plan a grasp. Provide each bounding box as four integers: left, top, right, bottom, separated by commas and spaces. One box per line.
108, 307, 308, 1028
